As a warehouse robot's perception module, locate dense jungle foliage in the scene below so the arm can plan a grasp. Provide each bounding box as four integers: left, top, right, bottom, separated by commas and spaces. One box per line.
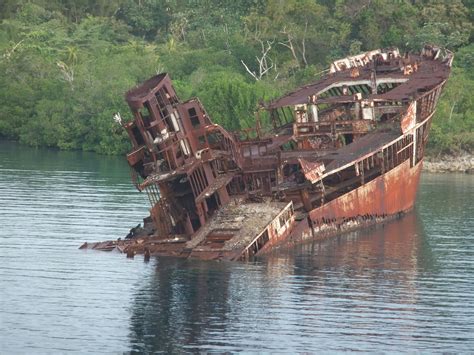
0, 0, 472, 155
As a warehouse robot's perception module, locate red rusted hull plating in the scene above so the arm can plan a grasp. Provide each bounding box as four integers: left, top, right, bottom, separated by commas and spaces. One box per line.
80, 45, 452, 261
310, 159, 422, 223
262, 159, 424, 253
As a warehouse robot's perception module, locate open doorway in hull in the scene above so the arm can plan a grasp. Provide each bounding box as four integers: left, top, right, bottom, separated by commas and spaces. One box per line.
205, 192, 220, 218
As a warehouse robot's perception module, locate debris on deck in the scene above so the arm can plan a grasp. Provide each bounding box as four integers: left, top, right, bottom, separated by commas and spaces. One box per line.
81, 45, 452, 261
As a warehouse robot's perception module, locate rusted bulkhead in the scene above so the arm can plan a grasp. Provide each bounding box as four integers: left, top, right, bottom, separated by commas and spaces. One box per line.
81, 45, 452, 261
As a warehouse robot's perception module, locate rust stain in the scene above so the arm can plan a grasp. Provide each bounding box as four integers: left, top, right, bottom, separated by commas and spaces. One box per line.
80, 45, 452, 261
401, 102, 417, 134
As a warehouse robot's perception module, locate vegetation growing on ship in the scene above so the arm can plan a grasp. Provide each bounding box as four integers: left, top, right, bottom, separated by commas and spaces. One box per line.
0, 0, 472, 155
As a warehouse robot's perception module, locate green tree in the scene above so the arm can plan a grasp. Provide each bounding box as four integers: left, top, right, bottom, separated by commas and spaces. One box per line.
192, 71, 277, 131
0, 0, 472, 156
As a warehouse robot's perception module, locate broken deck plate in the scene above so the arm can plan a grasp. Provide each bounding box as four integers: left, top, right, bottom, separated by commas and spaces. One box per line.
81, 45, 452, 261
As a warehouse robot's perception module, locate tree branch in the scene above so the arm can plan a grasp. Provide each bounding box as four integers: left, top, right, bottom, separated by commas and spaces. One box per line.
241, 60, 259, 80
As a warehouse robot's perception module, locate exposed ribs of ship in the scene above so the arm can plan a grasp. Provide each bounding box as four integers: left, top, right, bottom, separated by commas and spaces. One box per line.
81, 45, 452, 261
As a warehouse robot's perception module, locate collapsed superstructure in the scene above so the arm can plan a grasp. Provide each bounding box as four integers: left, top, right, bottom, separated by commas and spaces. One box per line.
82, 45, 453, 261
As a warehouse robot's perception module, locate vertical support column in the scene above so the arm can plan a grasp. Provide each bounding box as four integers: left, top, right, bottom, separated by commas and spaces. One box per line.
184, 215, 194, 236
197, 202, 206, 227
147, 97, 167, 132
299, 189, 312, 212
218, 186, 230, 206
381, 148, 385, 173
370, 70, 377, 94
276, 151, 283, 184
319, 179, 326, 206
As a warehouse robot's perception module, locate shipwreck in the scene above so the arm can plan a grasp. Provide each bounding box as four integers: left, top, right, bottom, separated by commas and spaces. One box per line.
81, 45, 453, 261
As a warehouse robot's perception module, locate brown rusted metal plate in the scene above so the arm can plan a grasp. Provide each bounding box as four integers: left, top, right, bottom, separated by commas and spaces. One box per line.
309, 160, 422, 224
298, 158, 325, 184
401, 102, 416, 133
81, 46, 451, 261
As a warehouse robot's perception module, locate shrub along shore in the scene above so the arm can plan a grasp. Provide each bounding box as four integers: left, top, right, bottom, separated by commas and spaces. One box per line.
0, 1, 472, 157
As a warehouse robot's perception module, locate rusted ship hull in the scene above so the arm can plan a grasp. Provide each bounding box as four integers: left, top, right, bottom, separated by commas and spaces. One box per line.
275, 159, 423, 252
81, 45, 452, 261
238, 113, 429, 257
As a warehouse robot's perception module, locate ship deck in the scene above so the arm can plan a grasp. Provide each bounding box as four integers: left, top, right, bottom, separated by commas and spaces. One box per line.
80, 46, 452, 262
266, 53, 451, 109
185, 197, 290, 260
80, 197, 291, 261
322, 129, 400, 172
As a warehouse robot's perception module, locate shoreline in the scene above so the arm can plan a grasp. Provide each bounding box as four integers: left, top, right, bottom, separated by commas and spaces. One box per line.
423, 152, 473, 173
2, 138, 472, 173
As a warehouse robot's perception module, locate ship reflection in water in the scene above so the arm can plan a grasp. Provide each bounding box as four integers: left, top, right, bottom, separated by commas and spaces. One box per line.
129, 211, 460, 353
1, 143, 472, 353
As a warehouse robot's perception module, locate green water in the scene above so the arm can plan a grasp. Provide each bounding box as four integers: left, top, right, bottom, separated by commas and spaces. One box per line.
1, 140, 473, 353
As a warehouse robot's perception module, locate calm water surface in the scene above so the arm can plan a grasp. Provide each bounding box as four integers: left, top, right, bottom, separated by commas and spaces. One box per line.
1, 141, 473, 353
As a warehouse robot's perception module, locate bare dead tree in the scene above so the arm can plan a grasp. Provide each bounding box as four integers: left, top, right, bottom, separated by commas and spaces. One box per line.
299, 21, 309, 68
279, 26, 300, 68
280, 22, 309, 68
241, 40, 275, 81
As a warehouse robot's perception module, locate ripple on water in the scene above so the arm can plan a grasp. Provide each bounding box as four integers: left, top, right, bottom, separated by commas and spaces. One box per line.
1, 143, 473, 352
